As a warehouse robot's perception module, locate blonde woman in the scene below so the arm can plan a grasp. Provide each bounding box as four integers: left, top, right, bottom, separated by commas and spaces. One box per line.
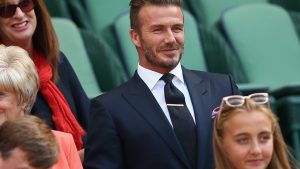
213, 93, 299, 169
0, 45, 83, 169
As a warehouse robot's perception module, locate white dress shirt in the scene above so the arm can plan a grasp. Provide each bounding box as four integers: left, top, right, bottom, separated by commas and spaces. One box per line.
137, 63, 196, 126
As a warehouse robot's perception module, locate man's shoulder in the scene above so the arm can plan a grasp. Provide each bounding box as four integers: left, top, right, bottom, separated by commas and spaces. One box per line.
91, 77, 136, 103
185, 68, 231, 80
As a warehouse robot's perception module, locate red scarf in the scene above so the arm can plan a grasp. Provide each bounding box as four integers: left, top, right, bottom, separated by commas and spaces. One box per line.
34, 51, 85, 150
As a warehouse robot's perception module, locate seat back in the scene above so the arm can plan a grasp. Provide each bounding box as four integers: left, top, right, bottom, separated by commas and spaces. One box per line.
183, 0, 267, 84
51, 18, 101, 97
86, 0, 129, 33
186, 0, 267, 28
80, 29, 128, 91
44, 0, 71, 18
65, 0, 93, 30
45, 0, 91, 30
270, 0, 300, 12
221, 3, 300, 89
85, 0, 129, 51
113, 10, 207, 75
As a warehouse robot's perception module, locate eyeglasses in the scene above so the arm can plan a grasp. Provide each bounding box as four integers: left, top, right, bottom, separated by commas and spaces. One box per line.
212, 93, 269, 119
0, 0, 34, 18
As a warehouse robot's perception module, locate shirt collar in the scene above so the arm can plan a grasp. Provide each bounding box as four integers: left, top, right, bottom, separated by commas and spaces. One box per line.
137, 63, 184, 90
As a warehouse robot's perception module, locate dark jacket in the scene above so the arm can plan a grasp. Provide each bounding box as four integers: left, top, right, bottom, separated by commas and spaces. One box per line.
84, 67, 240, 169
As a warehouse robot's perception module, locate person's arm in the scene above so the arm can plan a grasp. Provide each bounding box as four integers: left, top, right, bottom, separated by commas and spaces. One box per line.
66, 133, 83, 169
84, 97, 123, 169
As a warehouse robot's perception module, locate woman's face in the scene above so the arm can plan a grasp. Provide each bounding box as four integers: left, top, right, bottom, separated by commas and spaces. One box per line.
221, 110, 274, 169
0, 90, 25, 125
0, 0, 37, 46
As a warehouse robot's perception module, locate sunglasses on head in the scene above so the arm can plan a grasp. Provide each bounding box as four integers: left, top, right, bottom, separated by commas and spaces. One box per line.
0, 0, 34, 18
212, 93, 269, 119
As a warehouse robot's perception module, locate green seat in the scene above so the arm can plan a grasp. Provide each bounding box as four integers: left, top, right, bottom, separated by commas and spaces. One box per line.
85, 0, 129, 52
64, 0, 93, 30
221, 3, 300, 90
184, 0, 269, 83
270, 0, 300, 12
44, 0, 71, 18
289, 11, 300, 38
113, 10, 207, 76
276, 96, 300, 158
80, 29, 128, 91
45, 0, 92, 30
186, 0, 267, 28
85, 0, 131, 75
221, 3, 300, 159
198, 26, 248, 83
51, 18, 101, 98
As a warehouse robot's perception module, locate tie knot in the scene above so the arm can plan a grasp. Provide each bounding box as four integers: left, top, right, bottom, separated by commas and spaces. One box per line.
160, 73, 175, 83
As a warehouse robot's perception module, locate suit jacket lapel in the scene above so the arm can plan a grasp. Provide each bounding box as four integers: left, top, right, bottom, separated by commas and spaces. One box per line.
183, 68, 212, 169
123, 73, 190, 169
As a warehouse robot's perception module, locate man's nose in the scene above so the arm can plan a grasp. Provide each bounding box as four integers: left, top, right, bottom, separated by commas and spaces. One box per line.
163, 29, 176, 44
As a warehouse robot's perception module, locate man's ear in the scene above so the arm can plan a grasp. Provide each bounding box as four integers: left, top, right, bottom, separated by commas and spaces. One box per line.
130, 29, 141, 47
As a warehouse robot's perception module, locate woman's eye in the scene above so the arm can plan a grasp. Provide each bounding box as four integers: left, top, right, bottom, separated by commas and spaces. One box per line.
236, 138, 248, 144
259, 134, 271, 143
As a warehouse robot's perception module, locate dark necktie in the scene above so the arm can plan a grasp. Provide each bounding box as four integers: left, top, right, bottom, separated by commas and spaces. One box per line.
161, 73, 197, 169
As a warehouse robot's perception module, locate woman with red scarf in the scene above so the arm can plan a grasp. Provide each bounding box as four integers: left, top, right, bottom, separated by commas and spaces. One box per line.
0, 0, 88, 156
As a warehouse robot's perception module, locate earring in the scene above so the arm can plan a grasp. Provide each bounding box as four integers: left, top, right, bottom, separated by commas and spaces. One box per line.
24, 105, 31, 113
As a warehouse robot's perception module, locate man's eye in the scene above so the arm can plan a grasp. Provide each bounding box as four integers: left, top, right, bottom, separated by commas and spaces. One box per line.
173, 27, 183, 32
153, 28, 162, 33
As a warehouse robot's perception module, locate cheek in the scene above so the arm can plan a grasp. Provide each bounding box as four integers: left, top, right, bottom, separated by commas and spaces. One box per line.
223, 139, 249, 165
179, 36, 184, 45
5, 103, 24, 119
174, 33, 184, 44
0, 20, 12, 41
31, 12, 37, 26
263, 142, 274, 163
0, 19, 8, 32
225, 146, 249, 169
226, 145, 249, 160
150, 35, 167, 48
0, 113, 7, 125
25, 10, 37, 32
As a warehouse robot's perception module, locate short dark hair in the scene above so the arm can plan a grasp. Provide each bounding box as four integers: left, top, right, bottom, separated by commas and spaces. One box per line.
0, 116, 59, 169
129, 0, 182, 29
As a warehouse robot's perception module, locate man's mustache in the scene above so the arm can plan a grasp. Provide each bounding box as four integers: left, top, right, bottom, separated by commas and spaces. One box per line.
157, 43, 183, 51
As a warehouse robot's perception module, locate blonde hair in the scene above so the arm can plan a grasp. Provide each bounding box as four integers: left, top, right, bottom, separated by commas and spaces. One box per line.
0, 45, 39, 113
213, 100, 296, 169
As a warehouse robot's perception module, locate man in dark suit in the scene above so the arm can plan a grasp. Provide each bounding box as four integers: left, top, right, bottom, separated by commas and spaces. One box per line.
84, 0, 240, 169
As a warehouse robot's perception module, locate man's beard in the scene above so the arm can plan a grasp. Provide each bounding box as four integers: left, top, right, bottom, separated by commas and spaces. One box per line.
141, 43, 184, 69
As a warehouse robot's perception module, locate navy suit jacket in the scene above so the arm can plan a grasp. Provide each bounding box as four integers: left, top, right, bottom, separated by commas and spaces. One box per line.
84, 67, 240, 169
